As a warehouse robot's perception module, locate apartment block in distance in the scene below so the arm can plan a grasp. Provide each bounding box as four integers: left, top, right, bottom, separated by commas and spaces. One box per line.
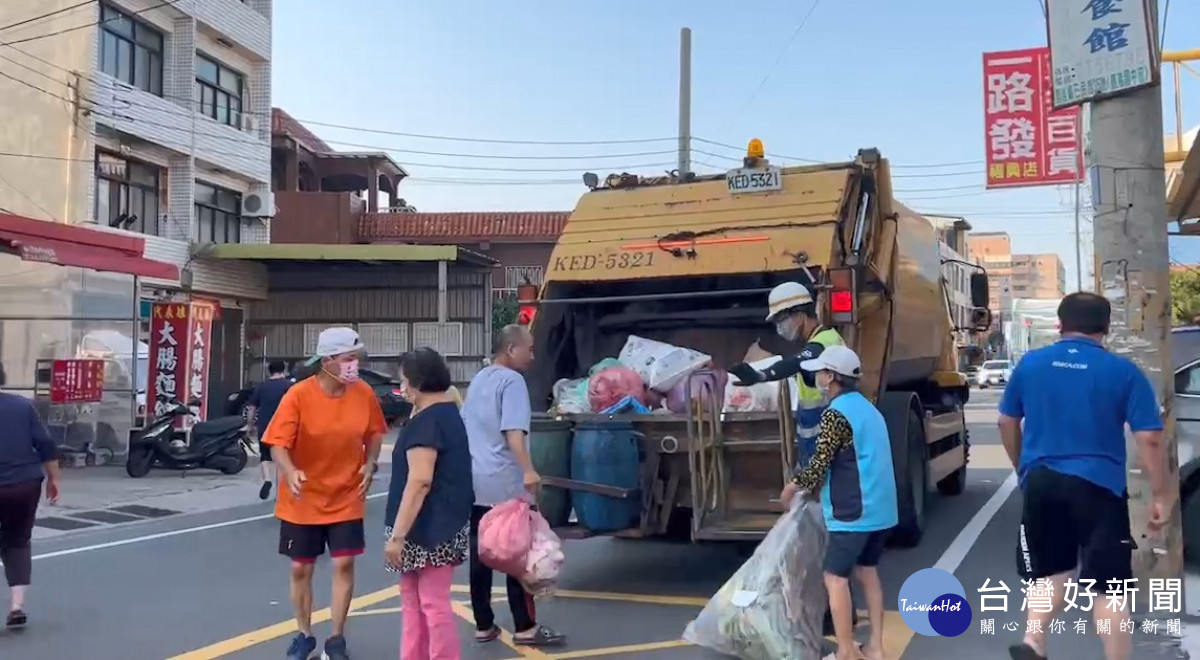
966, 231, 1066, 336
0, 0, 274, 419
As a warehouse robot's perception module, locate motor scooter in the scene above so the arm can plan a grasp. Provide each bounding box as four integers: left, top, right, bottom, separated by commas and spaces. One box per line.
126, 398, 252, 478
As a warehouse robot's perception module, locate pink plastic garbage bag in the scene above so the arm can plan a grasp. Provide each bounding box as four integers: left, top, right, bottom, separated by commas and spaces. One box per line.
522, 510, 565, 597
477, 499, 533, 577
588, 366, 645, 412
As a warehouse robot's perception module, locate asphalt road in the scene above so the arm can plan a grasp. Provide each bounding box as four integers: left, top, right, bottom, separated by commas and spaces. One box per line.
0, 388, 1187, 659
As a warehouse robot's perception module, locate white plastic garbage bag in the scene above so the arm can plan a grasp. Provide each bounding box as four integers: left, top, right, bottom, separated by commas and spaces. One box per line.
682, 496, 827, 660
618, 335, 711, 393
723, 356, 791, 413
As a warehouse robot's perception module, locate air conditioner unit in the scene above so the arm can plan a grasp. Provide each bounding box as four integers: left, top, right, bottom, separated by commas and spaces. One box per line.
242, 114, 259, 133
241, 191, 275, 218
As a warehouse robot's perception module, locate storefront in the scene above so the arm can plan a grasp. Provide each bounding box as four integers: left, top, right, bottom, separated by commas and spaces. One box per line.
0, 212, 177, 464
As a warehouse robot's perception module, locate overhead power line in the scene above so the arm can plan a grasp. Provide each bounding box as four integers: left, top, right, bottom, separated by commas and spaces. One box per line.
0, 1, 95, 34
0, 0, 178, 48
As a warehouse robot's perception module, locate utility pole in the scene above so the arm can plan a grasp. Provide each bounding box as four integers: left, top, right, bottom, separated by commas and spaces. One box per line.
1073, 110, 1084, 292
1090, 0, 1181, 611
677, 27, 692, 177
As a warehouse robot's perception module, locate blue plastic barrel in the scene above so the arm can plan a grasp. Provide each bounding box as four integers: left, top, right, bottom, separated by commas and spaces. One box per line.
570, 418, 642, 533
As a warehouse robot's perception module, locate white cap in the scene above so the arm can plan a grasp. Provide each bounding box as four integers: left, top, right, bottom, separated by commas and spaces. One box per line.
766, 281, 815, 321
800, 344, 862, 378
314, 326, 364, 358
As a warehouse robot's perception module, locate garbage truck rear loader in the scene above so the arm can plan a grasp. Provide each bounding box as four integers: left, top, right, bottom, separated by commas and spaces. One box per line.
521, 146, 991, 548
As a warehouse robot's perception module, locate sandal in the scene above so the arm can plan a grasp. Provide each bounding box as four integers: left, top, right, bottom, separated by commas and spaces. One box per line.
513, 625, 565, 646
821, 643, 867, 660
474, 626, 501, 643
6, 610, 27, 629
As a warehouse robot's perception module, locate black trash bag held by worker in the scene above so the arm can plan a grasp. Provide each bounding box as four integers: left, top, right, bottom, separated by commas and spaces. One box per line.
682, 495, 827, 660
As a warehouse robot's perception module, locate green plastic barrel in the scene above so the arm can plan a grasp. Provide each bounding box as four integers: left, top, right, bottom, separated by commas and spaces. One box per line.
530, 417, 573, 527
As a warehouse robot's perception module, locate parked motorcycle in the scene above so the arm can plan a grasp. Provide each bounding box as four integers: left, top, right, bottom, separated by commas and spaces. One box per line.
126, 398, 252, 478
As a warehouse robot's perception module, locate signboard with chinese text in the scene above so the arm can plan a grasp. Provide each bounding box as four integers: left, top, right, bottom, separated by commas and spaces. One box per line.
186, 301, 215, 424
146, 302, 190, 426
984, 48, 1085, 189
49, 359, 105, 403
1047, 0, 1157, 108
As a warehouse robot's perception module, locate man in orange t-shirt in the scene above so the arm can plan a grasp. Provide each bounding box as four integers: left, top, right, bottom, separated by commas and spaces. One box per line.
263, 327, 386, 660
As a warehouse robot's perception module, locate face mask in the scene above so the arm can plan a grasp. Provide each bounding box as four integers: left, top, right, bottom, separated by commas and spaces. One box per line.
776, 319, 800, 341
816, 371, 832, 396
328, 359, 360, 383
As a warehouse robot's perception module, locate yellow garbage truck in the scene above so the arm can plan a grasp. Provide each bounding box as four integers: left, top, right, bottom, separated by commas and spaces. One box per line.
520, 144, 991, 548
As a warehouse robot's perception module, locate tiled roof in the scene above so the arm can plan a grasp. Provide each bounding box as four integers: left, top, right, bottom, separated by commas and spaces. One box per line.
360, 212, 569, 242
271, 108, 332, 153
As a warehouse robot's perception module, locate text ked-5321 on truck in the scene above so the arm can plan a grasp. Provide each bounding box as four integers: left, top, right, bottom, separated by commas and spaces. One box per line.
520, 143, 992, 549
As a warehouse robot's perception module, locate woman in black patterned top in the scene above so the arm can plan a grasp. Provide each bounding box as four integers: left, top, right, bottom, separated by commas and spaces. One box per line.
383, 348, 473, 659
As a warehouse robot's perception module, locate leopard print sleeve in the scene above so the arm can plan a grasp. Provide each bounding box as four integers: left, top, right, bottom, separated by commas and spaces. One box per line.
792, 408, 853, 492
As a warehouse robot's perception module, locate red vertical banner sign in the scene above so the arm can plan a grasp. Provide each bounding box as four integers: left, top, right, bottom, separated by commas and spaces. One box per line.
186, 301, 215, 424
983, 47, 1084, 189
147, 302, 191, 427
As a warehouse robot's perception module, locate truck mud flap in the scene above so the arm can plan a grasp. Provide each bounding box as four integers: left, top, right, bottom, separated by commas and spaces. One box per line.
879, 391, 927, 548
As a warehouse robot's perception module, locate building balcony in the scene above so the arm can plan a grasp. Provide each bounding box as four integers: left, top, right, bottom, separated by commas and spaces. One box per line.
270, 191, 365, 244
91, 73, 271, 183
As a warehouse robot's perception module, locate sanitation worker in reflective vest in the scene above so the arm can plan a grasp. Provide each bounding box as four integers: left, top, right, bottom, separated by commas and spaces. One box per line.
729, 281, 844, 467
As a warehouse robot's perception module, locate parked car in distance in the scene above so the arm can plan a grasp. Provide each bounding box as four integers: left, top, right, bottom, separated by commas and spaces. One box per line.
226, 365, 412, 425
975, 359, 1012, 388
963, 365, 980, 381
1170, 326, 1200, 563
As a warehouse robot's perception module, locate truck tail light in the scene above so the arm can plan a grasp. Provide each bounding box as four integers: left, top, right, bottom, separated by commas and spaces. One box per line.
830, 290, 853, 314
517, 305, 537, 325
826, 267, 857, 325
516, 283, 539, 326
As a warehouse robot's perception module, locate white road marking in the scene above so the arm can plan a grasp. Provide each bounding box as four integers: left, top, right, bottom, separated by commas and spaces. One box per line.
27, 492, 387, 562
933, 472, 1019, 575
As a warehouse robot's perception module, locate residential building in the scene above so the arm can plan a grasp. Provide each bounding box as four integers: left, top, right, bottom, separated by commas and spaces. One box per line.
966, 231, 1066, 350
359, 212, 568, 298
0, 1, 274, 445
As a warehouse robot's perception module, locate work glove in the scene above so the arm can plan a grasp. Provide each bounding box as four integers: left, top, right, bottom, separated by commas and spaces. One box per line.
728, 362, 765, 387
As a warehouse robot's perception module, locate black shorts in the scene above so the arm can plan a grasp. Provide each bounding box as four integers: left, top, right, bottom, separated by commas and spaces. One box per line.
1017, 467, 1135, 589
823, 530, 889, 578
258, 441, 272, 462
278, 519, 366, 563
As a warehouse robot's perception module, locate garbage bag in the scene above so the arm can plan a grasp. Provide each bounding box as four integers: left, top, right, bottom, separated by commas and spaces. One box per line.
587, 366, 645, 412
682, 496, 827, 660
665, 369, 728, 415
522, 510, 565, 598
477, 499, 533, 577
552, 378, 590, 414
618, 335, 712, 392
588, 358, 623, 376
723, 356, 787, 413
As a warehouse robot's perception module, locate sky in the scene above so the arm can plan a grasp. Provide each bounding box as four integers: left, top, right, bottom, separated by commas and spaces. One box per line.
271, 1, 1200, 289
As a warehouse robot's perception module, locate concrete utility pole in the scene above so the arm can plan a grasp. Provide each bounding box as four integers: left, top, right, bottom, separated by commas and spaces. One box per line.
677, 27, 692, 177
1090, 0, 1182, 611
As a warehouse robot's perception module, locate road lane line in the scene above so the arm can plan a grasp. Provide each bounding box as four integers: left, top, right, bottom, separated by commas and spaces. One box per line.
165, 585, 397, 660
449, 601, 555, 659
28, 492, 387, 562
551, 640, 691, 658
933, 472, 1019, 575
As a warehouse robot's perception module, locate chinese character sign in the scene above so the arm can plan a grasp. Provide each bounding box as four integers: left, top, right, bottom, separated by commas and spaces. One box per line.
983, 48, 1084, 189
186, 302, 215, 424
49, 359, 105, 403
1047, 0, 1156, 108
146, 302, 192, 424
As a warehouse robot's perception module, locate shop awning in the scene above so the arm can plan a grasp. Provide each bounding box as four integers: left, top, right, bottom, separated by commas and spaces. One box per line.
0, 212, 179, 280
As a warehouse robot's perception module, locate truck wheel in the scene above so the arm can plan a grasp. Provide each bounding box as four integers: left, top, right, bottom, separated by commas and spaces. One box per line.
880, 392, 927, 549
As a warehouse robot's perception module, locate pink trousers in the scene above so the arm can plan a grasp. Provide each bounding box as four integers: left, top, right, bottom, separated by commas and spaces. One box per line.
399, 564, 460, 660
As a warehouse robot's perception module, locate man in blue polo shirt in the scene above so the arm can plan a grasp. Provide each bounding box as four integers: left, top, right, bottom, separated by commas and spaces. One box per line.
998, 292, 1168, 660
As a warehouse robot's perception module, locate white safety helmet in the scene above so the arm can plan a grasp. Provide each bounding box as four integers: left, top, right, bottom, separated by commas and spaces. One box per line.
765, 281, 815, 322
